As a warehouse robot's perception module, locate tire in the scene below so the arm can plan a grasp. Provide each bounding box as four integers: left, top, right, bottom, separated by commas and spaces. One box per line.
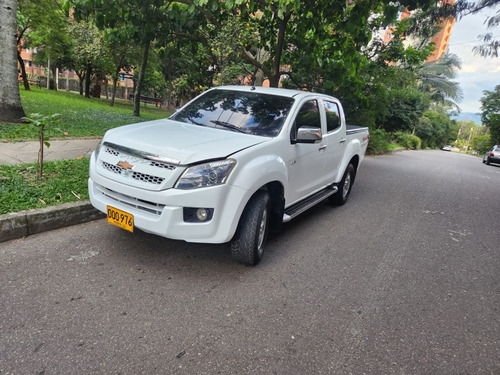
486, 158, 491, 165
331, 164, 355, 206
231, 190, 270, 266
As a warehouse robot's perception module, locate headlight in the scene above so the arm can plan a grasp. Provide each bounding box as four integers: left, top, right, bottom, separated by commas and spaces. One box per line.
175, 159, 236, 189
94, 139, 104, 160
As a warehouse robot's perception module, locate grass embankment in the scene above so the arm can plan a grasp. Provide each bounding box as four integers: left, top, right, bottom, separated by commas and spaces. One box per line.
0, 159, 89, 214
0, 88, 172, 214
0, 88, 170, 140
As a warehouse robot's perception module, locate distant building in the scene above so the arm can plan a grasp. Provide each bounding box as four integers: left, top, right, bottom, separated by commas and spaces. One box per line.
383, 0, 456, 63
426, 0, 456, 62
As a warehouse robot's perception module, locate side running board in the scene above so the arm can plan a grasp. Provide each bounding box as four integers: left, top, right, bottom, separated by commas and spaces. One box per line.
283, 186, 338, 223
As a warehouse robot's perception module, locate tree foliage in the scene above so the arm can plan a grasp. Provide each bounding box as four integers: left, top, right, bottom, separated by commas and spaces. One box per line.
480, 84, 500, 144
415, 107, 458, 148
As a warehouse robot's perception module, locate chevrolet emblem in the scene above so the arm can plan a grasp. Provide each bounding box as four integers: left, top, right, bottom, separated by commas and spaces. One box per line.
117, 160, 134, 170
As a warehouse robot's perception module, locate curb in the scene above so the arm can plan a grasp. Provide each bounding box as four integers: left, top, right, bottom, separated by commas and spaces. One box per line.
0, 201, 105, 243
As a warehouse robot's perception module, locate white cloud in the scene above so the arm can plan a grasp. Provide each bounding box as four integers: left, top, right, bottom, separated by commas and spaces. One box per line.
448, 5, 500, 112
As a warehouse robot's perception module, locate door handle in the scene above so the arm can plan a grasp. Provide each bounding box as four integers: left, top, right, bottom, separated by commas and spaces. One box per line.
340, 138, 346, 144
319, 145, 327, 151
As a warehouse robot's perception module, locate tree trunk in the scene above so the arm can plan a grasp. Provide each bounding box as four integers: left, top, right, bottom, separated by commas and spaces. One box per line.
269, 14, 291, 88
111, 74, 119, 107
85, 63, 92, 98
0, 0, 26, 122
133, 40, 151, 117
17, 50, 30, 91
76, 72, 85, 95
254, 69, 265, 86
38, 124, 44, 179
50, 65, 57, 90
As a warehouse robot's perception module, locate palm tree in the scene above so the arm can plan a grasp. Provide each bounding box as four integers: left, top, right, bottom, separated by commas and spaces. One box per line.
417, 53, 463, 110
0, 0, 25, 122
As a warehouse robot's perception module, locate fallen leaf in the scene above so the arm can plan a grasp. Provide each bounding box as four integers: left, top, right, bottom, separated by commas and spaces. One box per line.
39, 199, 46, 205
71, 191, 81, 199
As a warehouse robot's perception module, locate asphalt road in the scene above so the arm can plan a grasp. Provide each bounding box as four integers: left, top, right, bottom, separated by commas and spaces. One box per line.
1, 150, 499, 375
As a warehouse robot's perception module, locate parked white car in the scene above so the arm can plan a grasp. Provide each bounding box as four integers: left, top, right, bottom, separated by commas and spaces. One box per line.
89, 86, 369, 265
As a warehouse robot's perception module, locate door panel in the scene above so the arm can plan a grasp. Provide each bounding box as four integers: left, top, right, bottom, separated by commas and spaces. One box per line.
286, 99, 328, 205
321, 100, 345, 183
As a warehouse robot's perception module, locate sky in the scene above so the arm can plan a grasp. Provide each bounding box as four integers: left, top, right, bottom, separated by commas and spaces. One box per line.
447, 4, 500, 114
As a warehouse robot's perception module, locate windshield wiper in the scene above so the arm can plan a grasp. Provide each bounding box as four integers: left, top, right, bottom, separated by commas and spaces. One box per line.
210, 120, 246, 133
186, 116, 206, 127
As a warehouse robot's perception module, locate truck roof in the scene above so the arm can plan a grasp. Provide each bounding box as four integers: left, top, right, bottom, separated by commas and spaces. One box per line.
211, 85, 336, 101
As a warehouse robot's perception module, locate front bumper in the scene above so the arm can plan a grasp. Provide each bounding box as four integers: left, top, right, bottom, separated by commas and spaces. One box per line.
88, 162, 250, 244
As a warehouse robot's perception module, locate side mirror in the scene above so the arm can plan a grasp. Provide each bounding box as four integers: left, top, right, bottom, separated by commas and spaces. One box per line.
293, 126, 322, 144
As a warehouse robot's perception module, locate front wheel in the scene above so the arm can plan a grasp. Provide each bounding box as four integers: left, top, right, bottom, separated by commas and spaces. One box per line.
231, 190, 270, 266
330, 164, 355, 206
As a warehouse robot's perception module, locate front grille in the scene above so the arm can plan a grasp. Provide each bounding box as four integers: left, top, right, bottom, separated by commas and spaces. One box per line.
102, 161, 122, 174
97, 185, 166, 216
103, 144, 177, 172
132, 171, 164, 185
150, 161, 176, 170
101, 161, 165, 186
105, 148, 120, 157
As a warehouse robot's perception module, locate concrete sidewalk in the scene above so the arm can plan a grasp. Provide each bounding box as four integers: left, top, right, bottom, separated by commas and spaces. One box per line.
0, 138, 101, 165
0, 138, 105, 243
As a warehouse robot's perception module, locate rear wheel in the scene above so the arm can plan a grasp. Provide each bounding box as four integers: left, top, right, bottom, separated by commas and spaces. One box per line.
231, 190, 270, 266
330, 164, 355, 206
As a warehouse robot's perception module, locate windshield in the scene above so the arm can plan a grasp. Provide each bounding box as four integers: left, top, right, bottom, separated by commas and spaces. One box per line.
171, 89, 294, 137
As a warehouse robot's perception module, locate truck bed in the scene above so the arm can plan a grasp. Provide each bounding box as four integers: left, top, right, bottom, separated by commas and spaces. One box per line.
346, 125, 369, 135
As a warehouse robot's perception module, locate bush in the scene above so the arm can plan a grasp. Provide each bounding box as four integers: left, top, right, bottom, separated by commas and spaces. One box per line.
393, 132, 422, 150
367, 129, 390, 155
471, 134, 493, 155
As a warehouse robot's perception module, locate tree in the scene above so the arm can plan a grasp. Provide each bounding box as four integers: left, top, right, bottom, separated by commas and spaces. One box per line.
0, 0, 26, 122
68, 21, 110, 98
470, 0, 500, 57
380, 87, 431, 134
415, 107, 458, 148
16, 0, 67, 90
25, 0, 73, 91
102, 28, 135, 106
480, 84, 500, 144
417, 53, 463, 110
71, 0, 174, 116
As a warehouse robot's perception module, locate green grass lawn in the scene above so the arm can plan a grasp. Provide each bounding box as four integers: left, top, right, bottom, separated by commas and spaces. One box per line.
0, 88, 174, 214
0, 88, 172, 140
0, 158, 90, 214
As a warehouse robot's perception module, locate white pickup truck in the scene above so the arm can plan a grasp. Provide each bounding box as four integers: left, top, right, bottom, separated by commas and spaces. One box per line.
89, 86, 369, 265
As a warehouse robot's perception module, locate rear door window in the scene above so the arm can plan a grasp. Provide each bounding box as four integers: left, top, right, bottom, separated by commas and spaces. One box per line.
323, 101, 341, 132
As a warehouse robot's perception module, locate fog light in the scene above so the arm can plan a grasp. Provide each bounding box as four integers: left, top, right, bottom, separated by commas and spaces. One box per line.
196, 208, 208, 221
183, 207, 214, 223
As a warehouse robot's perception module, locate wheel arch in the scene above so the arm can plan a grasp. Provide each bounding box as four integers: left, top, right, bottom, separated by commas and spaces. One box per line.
260, 181, 285, 232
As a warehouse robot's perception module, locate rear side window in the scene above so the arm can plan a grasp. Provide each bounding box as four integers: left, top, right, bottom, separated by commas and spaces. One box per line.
323, 101, 341, 132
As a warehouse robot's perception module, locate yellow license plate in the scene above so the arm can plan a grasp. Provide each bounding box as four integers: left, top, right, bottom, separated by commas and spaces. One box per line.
107, 205, 134, 232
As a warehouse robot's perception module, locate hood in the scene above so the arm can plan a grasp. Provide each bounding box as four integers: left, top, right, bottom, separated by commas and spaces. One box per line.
104, 118, 268, 165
